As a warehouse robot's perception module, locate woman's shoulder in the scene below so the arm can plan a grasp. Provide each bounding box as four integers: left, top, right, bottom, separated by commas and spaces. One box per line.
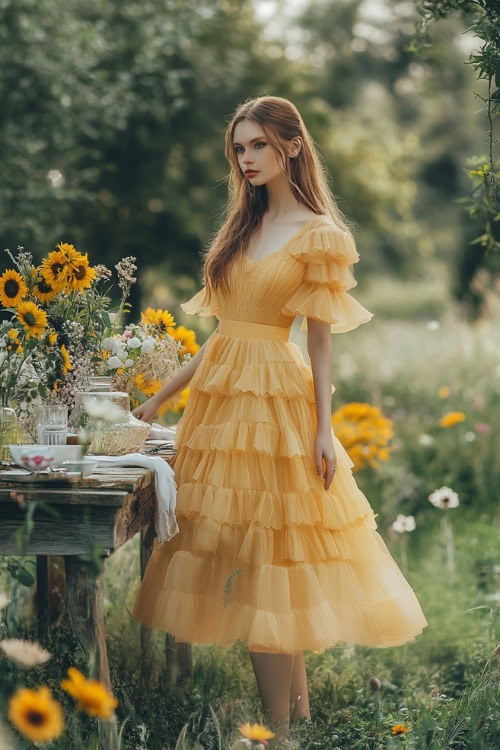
290, 215, 359, 265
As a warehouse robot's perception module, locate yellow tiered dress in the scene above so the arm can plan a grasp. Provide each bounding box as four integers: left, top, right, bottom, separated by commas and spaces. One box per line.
132, 214, 428, 654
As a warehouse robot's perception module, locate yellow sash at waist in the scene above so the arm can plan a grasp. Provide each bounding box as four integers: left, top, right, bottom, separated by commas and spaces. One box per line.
217, 318, 291, 342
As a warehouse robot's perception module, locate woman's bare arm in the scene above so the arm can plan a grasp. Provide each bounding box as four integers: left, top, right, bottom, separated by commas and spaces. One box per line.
132, 324, 219, 420
307, 318, 337, 489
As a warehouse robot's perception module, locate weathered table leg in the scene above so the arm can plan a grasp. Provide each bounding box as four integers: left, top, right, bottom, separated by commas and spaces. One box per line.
166, 634, 193, 688
139, 523, 156, 682
64, 556, 119, 749
35, 556, 49, 642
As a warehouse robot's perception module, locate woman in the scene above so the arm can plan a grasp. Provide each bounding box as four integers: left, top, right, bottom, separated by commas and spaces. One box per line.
131, 95, 428, 741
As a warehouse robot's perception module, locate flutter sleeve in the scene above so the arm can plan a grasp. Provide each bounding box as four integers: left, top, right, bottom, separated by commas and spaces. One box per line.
281, 223, 374, 333
180, 284, 220, 318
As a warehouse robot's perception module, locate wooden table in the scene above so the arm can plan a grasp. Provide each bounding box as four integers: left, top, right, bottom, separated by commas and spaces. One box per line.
0, 445, 191, 748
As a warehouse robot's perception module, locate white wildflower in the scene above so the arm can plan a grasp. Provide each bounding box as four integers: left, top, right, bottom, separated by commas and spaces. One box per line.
428, 486, 460, 510
127, 336, 142, 349
124, 359, 133, 368
391, 514, 416, 533
464, 431, 476, 442
418, 433, 434, 446
141, 338, 155, 354
116, 348, 128, 362
106, 355, 123, 369
102, 337, 118, 352
0, 639, 52, 668
82, 396, 126, 423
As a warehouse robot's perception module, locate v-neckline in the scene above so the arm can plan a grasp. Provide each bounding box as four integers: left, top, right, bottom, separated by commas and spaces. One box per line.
242, 215, 325, 266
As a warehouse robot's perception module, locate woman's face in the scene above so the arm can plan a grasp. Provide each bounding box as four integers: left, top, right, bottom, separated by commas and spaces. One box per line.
232, 120, 287, 186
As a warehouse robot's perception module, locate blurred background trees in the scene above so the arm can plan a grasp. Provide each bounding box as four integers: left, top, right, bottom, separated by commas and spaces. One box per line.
0, 0, 498, 322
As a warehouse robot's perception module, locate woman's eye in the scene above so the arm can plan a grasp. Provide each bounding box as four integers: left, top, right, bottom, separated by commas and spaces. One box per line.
235, 142, 266, 154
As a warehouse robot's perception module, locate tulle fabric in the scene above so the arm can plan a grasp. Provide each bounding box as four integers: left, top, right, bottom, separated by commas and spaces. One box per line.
132, 216, 428, 652
282, 222, 375, 333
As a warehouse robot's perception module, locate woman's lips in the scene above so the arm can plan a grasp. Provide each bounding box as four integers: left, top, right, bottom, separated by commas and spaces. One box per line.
245, 170, 258, 177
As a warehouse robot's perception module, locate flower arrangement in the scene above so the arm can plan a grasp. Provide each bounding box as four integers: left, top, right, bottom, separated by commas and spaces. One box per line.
0, 244, 137, 439
95, 306, 199, 417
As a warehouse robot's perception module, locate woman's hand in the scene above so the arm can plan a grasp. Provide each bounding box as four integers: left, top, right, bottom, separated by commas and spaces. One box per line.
131, 395, 160, 423
315, 428, 337, 490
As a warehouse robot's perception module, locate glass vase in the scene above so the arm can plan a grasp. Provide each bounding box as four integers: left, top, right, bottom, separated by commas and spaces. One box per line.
0, 406, 18, 463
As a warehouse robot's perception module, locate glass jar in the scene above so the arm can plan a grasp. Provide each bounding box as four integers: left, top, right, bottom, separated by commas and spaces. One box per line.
0, 406, 18, 463
71, 376, 130, 429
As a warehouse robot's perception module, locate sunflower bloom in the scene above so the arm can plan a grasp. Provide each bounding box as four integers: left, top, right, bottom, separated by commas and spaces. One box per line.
39, 251, 70, 291
48, 331, 59, 345
64, 252, 97, 292
439, 411, 465, 428
61, 667, 118, 719
8, 686, 64, 743
60, 344, 72, 374
55, 242, 80, 263
16, 301, 48, 339
33, 276, 59, 305
238, 722, 275, 741
0, 269, 28, 308
141, 307, 175, 332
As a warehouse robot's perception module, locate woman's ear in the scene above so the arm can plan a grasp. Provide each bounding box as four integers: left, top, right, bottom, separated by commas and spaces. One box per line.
290, 136, 303, 158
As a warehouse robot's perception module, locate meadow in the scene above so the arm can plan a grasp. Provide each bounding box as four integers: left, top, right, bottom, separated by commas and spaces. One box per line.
1, 274, 499, 749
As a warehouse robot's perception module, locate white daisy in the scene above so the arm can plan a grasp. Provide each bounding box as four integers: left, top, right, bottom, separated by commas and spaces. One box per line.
0, 638, 52, 668
391, 514, 416, 533
428, 486, 460, 509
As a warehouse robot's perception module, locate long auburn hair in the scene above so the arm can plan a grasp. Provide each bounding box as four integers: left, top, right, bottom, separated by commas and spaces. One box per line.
201, 95, 356, 304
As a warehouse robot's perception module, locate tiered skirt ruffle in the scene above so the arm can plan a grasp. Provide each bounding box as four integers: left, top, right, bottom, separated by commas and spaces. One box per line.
132, 332, 428, 653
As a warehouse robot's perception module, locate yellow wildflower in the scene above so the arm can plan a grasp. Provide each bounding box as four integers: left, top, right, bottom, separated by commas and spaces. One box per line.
61, 667, 118, 719
439, 411, 465, 428
391, 723, 411, 734
238, 722, 275, 741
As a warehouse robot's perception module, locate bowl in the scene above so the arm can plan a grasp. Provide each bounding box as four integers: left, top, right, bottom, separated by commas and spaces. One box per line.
9, 445, 85, 472
61, 457, 98, 477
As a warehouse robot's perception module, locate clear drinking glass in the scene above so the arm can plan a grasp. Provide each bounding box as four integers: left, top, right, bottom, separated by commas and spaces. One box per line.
36, 404, 68, 445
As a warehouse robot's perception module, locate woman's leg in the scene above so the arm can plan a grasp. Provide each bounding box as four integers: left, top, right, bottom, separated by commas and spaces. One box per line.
248, 650, 294, 738
289, 652, 311, 722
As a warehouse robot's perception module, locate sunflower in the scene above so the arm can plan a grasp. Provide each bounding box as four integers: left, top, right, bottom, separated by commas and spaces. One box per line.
48, 331, 59, 345
141, 307, 175, 332
55, 242, 80, 263
61, 667, 118, 719
0, 269, 28, 308
33, 276, 59, 305
60, 344, 72, 374
39, 251, 70, 292
65, 252, 97, 292
8, 686, 64, 743
16, 301, 48, 339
